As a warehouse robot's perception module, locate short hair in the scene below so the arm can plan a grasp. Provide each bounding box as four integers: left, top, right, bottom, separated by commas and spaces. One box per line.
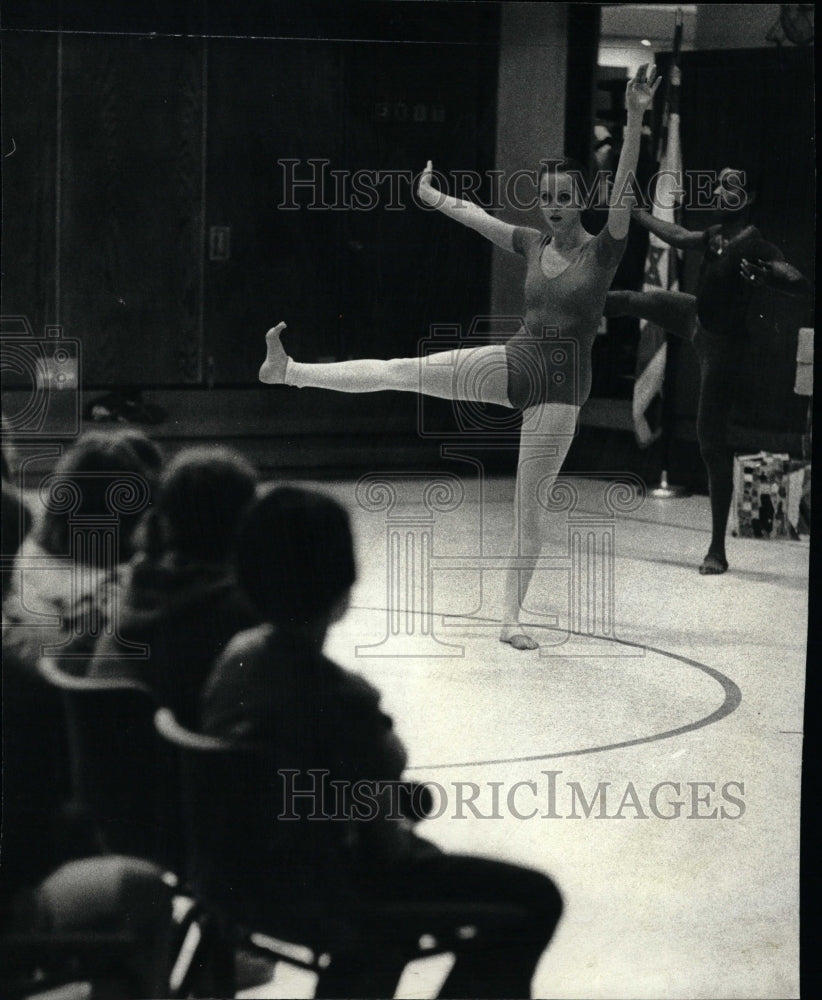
236, 485, 357, 626
142, 446, 258, 562
35, 429, 163, 561
719, 162, 763, 200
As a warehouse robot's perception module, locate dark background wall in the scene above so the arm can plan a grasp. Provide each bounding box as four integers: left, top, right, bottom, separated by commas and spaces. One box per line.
1, 4, 814, 481
2, 11, 500, 388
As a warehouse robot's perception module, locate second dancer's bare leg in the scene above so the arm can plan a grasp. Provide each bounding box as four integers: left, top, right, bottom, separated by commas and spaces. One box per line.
603, 289, 697, 341
499, 403, 579, 650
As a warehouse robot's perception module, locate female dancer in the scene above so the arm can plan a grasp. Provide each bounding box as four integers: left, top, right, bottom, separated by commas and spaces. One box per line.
604, 166, 809, 574
260, 64, 660, 649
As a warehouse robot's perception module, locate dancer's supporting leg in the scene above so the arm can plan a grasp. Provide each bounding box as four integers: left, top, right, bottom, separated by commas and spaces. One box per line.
260, 322, 513, 405
499, 403, 579, 650
603, 288, 697, 341
693, 324, 743, 574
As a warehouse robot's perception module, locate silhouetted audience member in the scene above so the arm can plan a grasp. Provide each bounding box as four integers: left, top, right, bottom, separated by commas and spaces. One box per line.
3, 429, 162, 672
201, 486, 563, 998
90, 446, 260, 725
2, 481, 83, 906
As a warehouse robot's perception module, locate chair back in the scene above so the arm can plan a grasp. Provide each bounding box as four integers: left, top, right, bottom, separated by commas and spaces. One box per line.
37, 658, 184, 873
1, 644, 80, 896
154, 708, 358, 948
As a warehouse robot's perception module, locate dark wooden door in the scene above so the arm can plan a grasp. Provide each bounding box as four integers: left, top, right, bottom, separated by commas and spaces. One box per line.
1, 32, 59, 338
203, 36, 499, 384
202, 38, 346, 384
57, 35, 204, 386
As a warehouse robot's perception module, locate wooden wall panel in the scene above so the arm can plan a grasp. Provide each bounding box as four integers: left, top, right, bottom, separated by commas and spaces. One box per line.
58, 35, 203, 385
1, 33, 58, 335
204, 36, 499, 385
202, 39, 346, 384
339, 39, 498, 362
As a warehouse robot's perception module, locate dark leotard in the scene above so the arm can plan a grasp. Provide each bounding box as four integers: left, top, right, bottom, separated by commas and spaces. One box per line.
505, 225, 627, 410
696, 224, 785, 337
603, 224, 789, 344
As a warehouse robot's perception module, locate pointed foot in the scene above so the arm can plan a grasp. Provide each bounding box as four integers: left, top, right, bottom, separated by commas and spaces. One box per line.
259, 322, 289, 384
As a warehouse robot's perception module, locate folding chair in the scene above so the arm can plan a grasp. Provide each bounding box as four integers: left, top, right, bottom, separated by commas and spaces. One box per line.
31, 659, 229, 997
154, 707, 529, 998
36, 657, 183, 872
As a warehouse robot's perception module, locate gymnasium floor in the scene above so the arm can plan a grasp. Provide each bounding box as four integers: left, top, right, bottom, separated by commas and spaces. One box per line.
243, 474, 807, 999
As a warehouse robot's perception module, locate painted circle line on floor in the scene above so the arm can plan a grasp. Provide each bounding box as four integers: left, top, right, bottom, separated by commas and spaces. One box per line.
403, 629, 742, 771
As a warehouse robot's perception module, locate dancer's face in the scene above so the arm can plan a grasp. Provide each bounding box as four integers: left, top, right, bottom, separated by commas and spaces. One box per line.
712, 167, 752, 215
539, 172, 582, 233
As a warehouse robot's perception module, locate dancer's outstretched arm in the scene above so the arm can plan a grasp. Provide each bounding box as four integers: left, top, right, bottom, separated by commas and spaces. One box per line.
417, 160, 519, 252
607, 63, 661, 240
630, 206, 705, 250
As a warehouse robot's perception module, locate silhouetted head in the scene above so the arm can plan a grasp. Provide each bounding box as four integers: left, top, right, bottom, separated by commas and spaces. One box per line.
236, 485, 357, 629
35, 429, 163, 562
712, 164, 760, 215
142, 446, 258, 564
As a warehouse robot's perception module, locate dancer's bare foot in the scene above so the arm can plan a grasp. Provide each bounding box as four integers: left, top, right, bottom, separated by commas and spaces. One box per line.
699, 552, 728, 575
499, 625, 539, 651
259, 322, 289, 384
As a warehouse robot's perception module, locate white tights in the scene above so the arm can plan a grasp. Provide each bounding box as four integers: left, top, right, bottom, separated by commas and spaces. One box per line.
285, 345, 512, 406
500, 403, 578, 641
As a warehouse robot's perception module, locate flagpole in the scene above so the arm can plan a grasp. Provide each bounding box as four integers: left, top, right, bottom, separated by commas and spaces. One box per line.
649, 9, 688, 500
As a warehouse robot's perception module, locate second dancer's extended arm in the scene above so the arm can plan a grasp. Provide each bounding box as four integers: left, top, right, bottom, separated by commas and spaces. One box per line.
630, 206, 706, 250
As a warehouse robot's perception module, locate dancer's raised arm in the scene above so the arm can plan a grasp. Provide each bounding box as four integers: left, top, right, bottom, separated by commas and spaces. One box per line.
417, 160, 519, 252
607, 64, 661, 240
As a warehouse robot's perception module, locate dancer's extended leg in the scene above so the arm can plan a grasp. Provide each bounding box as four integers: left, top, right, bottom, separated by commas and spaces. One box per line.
499, 403, 579, 650
260, 323, 513, 406
604, 289, 697, 341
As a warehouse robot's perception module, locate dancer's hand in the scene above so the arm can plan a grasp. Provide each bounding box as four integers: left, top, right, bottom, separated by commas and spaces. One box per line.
740, 258, 770, 285
417, 160, 440, 207
625, 63, 661, 116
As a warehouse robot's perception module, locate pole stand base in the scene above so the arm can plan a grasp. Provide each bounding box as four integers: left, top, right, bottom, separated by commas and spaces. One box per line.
649, 470, 689, 499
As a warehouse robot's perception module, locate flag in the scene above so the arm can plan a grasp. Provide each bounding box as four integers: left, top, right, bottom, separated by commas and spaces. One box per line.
632, 11, 684, 448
